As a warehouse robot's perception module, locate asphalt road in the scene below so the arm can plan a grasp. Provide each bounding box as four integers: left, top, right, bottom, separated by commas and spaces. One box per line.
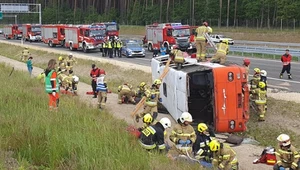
3, 38, 300, 92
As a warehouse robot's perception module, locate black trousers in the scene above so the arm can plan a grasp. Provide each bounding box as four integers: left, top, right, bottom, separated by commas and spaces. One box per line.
108, 48, 113, 58
91, 80, 97, 95
281, 64, 291, 74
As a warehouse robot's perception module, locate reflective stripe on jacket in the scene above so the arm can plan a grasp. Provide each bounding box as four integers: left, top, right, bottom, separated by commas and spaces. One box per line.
169, 124, 196, 144
45, 70, 59, 93
275, 145, 300, 167
195, 26, 208, 41
217, 43, 228, 55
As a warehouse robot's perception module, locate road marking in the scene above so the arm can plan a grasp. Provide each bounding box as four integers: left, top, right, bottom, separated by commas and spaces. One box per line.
267, 84, 289, 90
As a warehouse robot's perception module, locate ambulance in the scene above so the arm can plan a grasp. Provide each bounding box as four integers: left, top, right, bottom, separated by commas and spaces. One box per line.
151, 56, 250, 133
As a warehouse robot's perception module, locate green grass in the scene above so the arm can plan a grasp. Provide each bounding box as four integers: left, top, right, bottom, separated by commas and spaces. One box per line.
0, 63, 200, 169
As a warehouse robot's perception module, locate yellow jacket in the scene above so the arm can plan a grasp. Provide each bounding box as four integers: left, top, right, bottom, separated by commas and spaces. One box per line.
275, 145, 300, 168
169, 124, 196, 144
216, 43, 229, 55
195, 26, 211, 41
212, 143, 238, 170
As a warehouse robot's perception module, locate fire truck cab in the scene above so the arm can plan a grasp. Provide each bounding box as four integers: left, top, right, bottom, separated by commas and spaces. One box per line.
3, 24, 23, 39
151, 56, 250, 133
92, 22, 119, 38
41, 24, 67, 47
145, 23, 195, 53
64, 24, 106, 53
22, 24, 42, 42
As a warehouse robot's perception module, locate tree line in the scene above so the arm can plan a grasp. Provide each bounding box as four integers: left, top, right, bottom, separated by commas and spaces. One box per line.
3, 0, 300, 28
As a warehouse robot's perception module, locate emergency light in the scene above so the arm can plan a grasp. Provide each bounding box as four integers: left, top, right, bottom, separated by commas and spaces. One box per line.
170, 23, 182, 26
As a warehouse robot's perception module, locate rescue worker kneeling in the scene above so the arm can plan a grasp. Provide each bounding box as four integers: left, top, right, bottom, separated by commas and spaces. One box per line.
139, 117, 171, 152
57, 71, 72, 93
118, 83, 136, 104
72, 75, 79, 95
251, 81, 267, 121
169, 112, 196, 156
169, 45, 185, 69
209, 140, 239, 170
250, 68, 261, 101
96, 74, 108, 110
274, 134, 300, 170
135, 82, 149, 103
211, 39, 229, 65
138, 113, 154, 131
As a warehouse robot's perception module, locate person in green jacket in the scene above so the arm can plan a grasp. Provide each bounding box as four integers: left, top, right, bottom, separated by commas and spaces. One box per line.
26, 56, 33, 76
45, 59, 60, 111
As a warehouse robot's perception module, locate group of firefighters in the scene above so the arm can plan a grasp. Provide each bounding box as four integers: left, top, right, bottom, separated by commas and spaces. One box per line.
101, 36, 123, 58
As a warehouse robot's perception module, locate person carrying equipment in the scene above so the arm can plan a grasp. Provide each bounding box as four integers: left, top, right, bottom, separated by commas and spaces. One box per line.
251, 81, 267, 121
139, 117, 171, 153
273, 134, 300, 170
209, 140, 239, 170
250, 68, 261, 101
96, 73, 108, 110
210, 39, 229, 64
45, 59, 60, 111
118, 83, 136, 104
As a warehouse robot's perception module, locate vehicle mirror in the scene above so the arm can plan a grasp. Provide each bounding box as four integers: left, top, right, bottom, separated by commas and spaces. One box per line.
167, 30, 172, 36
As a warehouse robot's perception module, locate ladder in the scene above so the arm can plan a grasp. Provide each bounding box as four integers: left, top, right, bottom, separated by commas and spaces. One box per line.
204, 33, 217, 52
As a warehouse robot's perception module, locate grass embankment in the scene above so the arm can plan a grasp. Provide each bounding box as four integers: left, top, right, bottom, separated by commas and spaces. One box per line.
0, 64, 199, 169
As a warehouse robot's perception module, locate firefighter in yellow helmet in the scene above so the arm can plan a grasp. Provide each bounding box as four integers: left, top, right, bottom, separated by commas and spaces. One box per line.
169, 112, 196, 156
57, 70, 72, 93
209, 140, 239, 170
250, 68, 261, 101
66, 53, 77, 71
21, 47, 30, 61
135, 82, 149, 103
195, 21, 212, 62
57, 56, 67, 73
118, 83, 136, 104
138, 113, 154, 131
210, 39, 229, 64
251, 81, 267, 121
136, 79, 162, 123
169, 45, 185, 69
274, 134, 300, 170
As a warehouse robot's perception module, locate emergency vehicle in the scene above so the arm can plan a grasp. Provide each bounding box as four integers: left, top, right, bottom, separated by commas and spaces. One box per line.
151, 56, 250, 133
22, 24, 42, 42
41, 24, 67, 47
145, 23, 196, 53
3, 24, 23, 39
92, 22, 119, 38
64, 24, 106, 53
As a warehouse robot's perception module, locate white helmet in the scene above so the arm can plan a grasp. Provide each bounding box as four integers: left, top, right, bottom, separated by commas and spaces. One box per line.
179, 112, 193, 123
159, 117, 171, 129
277, 134, 291, 146
69, 53, 73, 57
260, 70, 267, 77
73, 75, 79, 82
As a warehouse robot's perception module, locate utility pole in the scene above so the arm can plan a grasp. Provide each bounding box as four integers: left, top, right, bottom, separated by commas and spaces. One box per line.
226, 0, 230, 28
192, 0, 194, 25
219, 0, 222, 28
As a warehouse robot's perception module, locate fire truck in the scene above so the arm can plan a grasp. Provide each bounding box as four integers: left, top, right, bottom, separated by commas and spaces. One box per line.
22, 24, 42, 42
41, 24, 67, 47
92, 22, 119, 38
145, 23, 196, 53
151, 56, 250, 133
3, 24, 23, 39
64, 24, 106, 53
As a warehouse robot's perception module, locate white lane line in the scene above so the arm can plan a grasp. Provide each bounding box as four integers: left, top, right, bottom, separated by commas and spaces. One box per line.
267, 84, 289, 90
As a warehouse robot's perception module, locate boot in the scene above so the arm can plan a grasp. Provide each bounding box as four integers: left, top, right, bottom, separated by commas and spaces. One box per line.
288, 74, 292, 79
93, 92, 97, 98
279, 73, 283, 79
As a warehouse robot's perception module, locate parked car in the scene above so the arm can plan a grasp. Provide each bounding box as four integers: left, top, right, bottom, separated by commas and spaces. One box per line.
121, 40, 146, 57
210, 34, 234, 45
0, 29, 3, 34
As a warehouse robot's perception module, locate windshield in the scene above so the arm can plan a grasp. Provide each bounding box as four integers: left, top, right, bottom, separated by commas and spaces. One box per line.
106, 25, 118, 31
127, 43, 141, 48
172, 29, 190, 37
32, 27, 41, 32
90, 29, 105, 36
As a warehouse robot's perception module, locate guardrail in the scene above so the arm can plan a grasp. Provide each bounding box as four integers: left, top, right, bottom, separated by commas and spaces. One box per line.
234, 40, 300, 47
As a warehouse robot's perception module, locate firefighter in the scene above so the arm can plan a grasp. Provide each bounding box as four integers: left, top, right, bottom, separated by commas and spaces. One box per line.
169, 45, 185, 69
66, 53, 77, 71
209, 140, 239, 170
250, 68, 261, 101
260, 70, 268, 90
139, 117, 171, 152
135, 79, 162, 122
135, 82, 149, 103
118, 83, 136, 104
21, 47, 30, 61
71, 75, 79, 95
107, 39, 113, 58
210, 39, 229, 64
280, 49, 292, 79
138, 113, 154, 131
169, 112, 196, 156
45, 59, 60, 111
114, 39, 123, 58
251, 81, 267, 121
193, 123, 213, 164
57, 56, 67, 73
90, 64, 101, 98
195, 21, 212, 62
274, 134, 300, 170
243, 58, 251, 81
96, 73, 108, 110
102, 40, 108, 57
57, 71, 72, 93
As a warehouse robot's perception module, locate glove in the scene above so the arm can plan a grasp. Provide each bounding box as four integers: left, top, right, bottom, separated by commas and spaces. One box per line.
178, 140, 187, 145
159, 98, 162, 102
52, 92, 56, 96
291, 164, 297, 170
279, 166, 285, 170
185, 140, 192, 145
150, 94, 156, 99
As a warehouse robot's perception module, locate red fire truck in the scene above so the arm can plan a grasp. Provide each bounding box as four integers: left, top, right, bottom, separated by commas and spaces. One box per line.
64, 24, 106, 53
92, 22, 119, 38
41, 24, 67, 47
22, 24, 42, 42
3, 24, 23, 39
144, 23, 195, 52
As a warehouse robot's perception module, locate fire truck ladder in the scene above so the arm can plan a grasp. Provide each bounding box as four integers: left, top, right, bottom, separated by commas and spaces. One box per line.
204, 33, 218, 52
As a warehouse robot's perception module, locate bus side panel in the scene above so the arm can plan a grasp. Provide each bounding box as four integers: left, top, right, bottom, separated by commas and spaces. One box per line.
175, 71, 187, 119
213, 67, 245, 132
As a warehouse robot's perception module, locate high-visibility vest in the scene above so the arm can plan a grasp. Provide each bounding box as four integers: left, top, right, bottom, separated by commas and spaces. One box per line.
45, 70, 60, 93
107, 41, 112, 49
96, 76, 107, 92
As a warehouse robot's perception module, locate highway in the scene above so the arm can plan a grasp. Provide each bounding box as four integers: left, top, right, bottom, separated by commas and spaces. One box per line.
2, 38, 300, 92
